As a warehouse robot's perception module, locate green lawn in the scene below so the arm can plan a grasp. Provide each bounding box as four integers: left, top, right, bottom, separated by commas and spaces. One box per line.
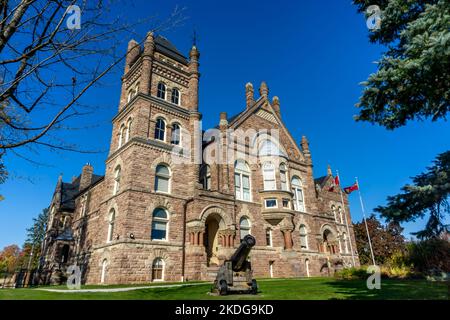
0, 278, 448, 300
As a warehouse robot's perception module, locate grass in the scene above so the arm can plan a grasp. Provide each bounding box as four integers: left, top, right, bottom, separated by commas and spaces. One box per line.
0, 278, 448, 300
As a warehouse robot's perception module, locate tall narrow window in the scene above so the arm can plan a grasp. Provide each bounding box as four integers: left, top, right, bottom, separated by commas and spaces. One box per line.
305, 259, 310, 277
118, 124, 125, 149
155, 164, 170, 193
107, 209, 115, 242
171, 88, 180, 105
125, 118, 132, 143
234, 160, 251, 201
291, 176, 305, 212
171, 123, 181, 145
60, 245, 70, 263
338, 207, 343, 224
113, 166, 121, 195
343, 232, 349, 253
239, 217, 251, 240
280, 163, 289, 191
101, 259, 107, 283
262, 162, 276, 190
151, 208, 168, 241
154, 118, 166, 141
299, 225, 308, 250
331, 205, 337, 222
152, 258, 164, 281
200, 165, 211, 190
157, 82, 166, 99
266, 228, 272, 247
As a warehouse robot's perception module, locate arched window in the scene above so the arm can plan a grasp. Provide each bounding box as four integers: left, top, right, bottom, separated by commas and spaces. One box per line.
262, 162, 276, 190
100, 259, 107, 283
343, 232, 349, 253
280, 163, 289, 191
107, 209, 115, 243
266, 228, 272, 247
171, 123, 181, 145
151, 208, 168, 241
338, 207, 343, 224
234, 160, 251, 201
171, 88, 180, 105
125, 118, 132, 143
305, 259, 310, 277
118, 124, 125, 149
239, 217, 251, 240
113, 166, 121, 195
299, 225, 308, 250
155, 164, 170, 193
331, 205, 337, 222
154, 118, 166, 141
291, 176, 305, 212
258, 139, 285, 157
200, 165, 211, 190
152, 258, 164, 281
157, 82, 166, 100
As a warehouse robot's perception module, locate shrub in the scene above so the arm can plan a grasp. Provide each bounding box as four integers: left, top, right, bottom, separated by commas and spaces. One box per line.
334, 267, 367, 280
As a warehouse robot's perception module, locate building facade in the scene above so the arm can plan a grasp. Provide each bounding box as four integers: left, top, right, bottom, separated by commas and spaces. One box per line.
40, 33, 359, 285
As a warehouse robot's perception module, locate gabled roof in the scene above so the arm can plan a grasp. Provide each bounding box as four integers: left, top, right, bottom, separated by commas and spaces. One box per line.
155, 36, 189, 65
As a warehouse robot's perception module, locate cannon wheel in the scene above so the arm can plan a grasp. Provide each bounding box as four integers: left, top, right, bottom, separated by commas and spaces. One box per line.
251, 279, 258, 295
219, 280, 228, 296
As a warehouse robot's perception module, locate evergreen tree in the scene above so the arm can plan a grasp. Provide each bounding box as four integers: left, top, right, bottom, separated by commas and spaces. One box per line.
353, 0, 450, 129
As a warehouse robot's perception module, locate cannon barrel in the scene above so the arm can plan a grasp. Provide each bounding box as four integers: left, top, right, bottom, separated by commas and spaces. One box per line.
230, 234, 256, 272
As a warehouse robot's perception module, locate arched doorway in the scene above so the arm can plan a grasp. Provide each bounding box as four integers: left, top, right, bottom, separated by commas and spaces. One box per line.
323, 229, 337, 254
205, 214, 222, 266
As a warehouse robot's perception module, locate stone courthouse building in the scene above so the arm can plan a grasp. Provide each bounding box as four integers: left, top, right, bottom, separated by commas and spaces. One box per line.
40, 33, 359, 285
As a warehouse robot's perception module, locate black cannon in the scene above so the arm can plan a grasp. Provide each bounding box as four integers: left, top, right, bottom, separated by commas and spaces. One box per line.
212, 234, 258, 295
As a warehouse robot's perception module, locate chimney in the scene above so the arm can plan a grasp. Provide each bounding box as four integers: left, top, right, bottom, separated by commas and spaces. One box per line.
245, 82, 254, 109
272, 96, 280, 117
259, 81, 269, 98
124, 39, 140, 74
188, 45, 200, 111
219, 112, 228, 130
301, 136, 311, 158
79, 163, 94, 191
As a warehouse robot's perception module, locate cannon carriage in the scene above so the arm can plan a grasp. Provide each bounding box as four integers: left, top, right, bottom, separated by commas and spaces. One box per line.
212, 234, 258, 295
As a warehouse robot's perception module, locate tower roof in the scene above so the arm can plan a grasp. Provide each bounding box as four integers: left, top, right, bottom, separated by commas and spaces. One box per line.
154, 35, 188, 65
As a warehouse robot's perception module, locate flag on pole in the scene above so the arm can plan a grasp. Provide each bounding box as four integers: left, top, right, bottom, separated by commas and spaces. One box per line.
344, 182, 358, 194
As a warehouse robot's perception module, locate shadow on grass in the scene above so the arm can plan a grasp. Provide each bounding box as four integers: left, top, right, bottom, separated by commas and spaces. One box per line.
325, 279, 449, 300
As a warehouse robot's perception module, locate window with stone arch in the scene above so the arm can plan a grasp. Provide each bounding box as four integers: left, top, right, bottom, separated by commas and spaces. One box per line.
343, 232, 349, 253
338, 206, 343, 224
107, 209, 115, 243
262, 162, 276, 190
171, 88, 180, 105
200, 164, 211, 190
118, 124, 125, 149
100, 259, 107, 283
157, 82, 166, 100
155, 164, 171, 193
170, 123, 181, 145
234, 160, 251, 201
125, 118, 132, 143
154, 118, 166, 141
113, 165, 121, 195
239, 216, 251, 240
151, 208, 169, 241
331, 205, 337, 222
280, 163, 289, 191
291, 176, 305, 212
152, 258, 165, 281
299, 224, 308, 250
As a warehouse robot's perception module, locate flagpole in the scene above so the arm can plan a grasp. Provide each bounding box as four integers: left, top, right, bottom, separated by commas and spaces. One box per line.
336, 170, 356, 267
355, 177, 376, 266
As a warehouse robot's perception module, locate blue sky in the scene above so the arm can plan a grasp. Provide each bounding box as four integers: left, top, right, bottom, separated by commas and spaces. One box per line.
1, 0, 449, 248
